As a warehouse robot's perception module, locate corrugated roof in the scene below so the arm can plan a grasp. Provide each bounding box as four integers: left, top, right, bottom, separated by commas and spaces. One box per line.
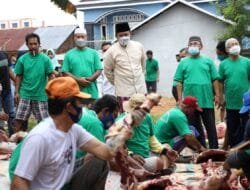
0, 28, 37, 52
19, 25, 77, 51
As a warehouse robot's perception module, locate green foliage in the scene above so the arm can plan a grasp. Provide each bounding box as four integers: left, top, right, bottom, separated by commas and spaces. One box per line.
50, 0, 76, 13
216, 0, 250, 40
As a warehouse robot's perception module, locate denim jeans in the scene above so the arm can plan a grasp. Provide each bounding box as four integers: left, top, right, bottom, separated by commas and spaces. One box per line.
0, 89, 15, 136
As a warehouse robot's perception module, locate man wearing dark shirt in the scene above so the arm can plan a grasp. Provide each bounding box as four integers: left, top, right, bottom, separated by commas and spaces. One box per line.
0, 51, 15, 136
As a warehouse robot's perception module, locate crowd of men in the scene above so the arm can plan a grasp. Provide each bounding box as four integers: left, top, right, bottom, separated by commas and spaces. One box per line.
0, 21, 250, 190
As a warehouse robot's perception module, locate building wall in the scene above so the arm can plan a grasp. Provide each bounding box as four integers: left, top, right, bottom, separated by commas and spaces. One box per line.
132, 3, 228, 97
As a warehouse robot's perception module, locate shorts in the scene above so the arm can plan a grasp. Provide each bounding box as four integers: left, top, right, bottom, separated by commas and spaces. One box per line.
143, 156, 159, 173
16, 98, 48, 121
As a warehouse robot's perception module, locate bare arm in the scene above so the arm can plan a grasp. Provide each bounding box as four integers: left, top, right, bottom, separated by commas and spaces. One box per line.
14, 75, 22, 104
86, 70, 102, 82
176, 82, 183, 103
62, 72, 79, 82
48, 72, 55, 80
11, 176, 30, 190
15, 75, 22, 94
80, 138, 114, 161
62, 72, 91, 87
9, 68, 16, 83
218, 81, 224, 107
213, 80, 220, 106
184, 135, 205, 152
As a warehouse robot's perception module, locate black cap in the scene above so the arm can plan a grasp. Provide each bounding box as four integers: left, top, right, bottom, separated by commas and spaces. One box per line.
116, 22, 130, 34
188, 36, 203, 46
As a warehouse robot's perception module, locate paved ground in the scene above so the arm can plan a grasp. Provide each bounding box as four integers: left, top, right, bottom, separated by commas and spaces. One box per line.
151, 97, 177, 116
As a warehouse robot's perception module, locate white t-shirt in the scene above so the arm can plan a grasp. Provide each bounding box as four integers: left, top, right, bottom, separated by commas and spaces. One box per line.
14, 117, 94, 190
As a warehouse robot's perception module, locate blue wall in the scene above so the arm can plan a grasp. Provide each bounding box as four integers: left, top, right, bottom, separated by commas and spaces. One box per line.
83, 1, 219, 41
195, 2, 219, 15
84, 3, 168, 23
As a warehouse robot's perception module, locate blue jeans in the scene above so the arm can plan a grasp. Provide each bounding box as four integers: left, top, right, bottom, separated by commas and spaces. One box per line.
172, 125, 200, 152
0, 89, 15, 136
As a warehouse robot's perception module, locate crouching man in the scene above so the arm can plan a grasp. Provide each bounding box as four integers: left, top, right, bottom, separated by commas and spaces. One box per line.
155, 96, 206, 153
11, 77, 120, 190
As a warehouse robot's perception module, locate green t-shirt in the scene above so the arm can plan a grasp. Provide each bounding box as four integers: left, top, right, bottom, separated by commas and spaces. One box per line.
174, 56, 219, 108
117, 113, 154, 158
145, 58, 159, 82
62, 48, 102, 99
9, 141, 23, 181
14, 52, 53, 101
219, 56, 250, 110
76, 108, 105, 159
155, 107, 192, 147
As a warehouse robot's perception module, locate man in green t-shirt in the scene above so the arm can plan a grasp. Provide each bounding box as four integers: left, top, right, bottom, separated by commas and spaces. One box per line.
172, 48, 187, 102
219, 38, 250, 147
155, 96, 206, 153
174, 36, 220, 149
62, 27, 103, 103
145, 50, 159, 93
14, 33, 54, 132
76, 95, 120, 160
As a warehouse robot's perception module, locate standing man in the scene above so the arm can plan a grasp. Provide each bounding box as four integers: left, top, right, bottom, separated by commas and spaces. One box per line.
0, 51, 15, 136
104, 22, 147, 107
145, 50, 159, 93
14, 33, 54, 132
174, 36, 220, 149
172, 48, 187, 102
97, 42, 115, 96
219, 38, 250, 147
11, 77, 116, 190
62, 27, 103, 103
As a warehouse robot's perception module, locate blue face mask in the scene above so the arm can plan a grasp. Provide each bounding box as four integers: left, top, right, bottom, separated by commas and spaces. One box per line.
188, 46, 200, 56
217, 55, 227, 61
68, 104, 82, 123
100, 113, 115, 130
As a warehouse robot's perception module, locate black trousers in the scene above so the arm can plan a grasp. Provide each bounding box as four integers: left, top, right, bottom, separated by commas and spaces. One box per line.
188, 108, 218, 149
70, 157, 109, 190
226, 109, 248, 147
146, 81, 157, 93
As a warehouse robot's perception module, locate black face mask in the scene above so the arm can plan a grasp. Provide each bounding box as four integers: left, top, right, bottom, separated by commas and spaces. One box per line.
68, 103, 82, 123
100, 112, 115, 130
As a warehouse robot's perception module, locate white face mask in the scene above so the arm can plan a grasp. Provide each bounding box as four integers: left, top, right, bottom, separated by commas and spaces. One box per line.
229, 45, 241, 55
75, 39, 87, 48
118, 36, 130, 47
188, 46, 200, 56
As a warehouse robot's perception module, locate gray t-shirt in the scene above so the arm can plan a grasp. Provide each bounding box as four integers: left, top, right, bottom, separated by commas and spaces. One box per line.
14, 117, 94, 190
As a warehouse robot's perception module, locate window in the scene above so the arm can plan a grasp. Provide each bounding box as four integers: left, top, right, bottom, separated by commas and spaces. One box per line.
101, 25, 107, 40
0, 23, 6, 29
23, 22, 30, 27
12, 23, 18, 28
